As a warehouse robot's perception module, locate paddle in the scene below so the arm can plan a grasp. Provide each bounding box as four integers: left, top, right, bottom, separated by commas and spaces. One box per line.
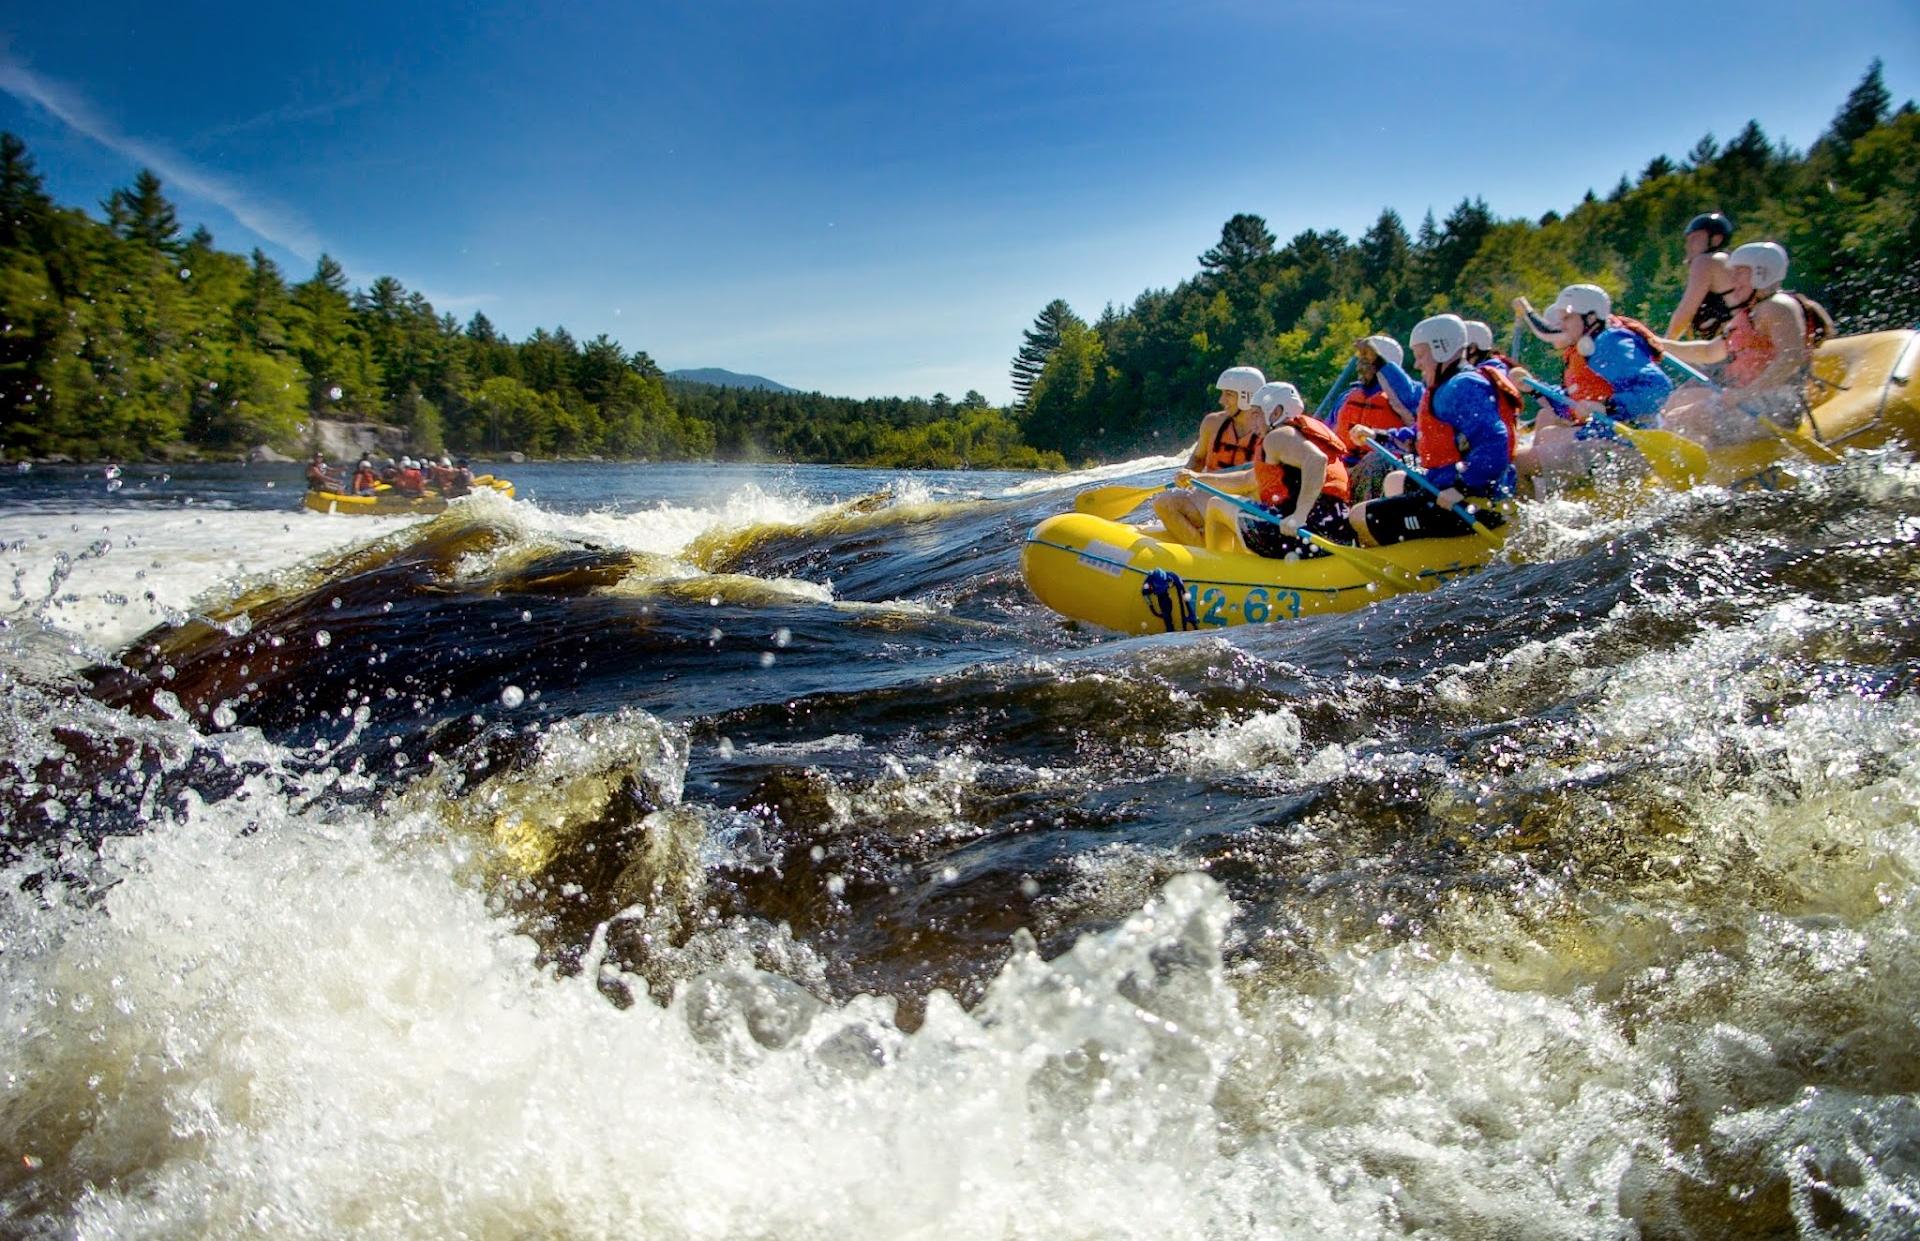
1662, 352, 1842, 465
1520, 377, 1710, 487
1184, 478, 1421, 593
1362, 439, 1506, 547
1074, 481, 1169, 521
1314, 357, 1358, 421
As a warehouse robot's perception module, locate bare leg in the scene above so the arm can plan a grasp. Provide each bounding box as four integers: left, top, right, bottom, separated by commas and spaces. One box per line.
1202, 499, 1247, 553
1151, 491, 1206, 545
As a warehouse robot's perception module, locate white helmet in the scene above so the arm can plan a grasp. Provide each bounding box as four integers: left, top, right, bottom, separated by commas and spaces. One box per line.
1464, 320, 1495, 352
1410, 314, 1470, 365
1358, 335, 1404, 367
1730, 241, 1788, 289
1215, 366, 1266, 403
1252, 381, 1305, 419
1547, 283, 1612, 327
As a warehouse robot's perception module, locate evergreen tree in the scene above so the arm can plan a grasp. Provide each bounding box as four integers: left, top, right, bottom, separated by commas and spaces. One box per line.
104, 169, 180, 252
1829, 58, 1891, 151
1010, 298, 1079, 408
1198, 212, 1275, 282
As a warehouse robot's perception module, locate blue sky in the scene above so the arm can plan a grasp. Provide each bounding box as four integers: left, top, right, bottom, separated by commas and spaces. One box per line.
2, 2, 1914, 401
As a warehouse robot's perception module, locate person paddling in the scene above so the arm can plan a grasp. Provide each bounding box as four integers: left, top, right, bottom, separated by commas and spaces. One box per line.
1666, 212, 1738, 340
1349, 314, 1513, 546
1510, 284, 1672, 488
1329, 335, 1422, 504
1657, 241, 1835, 447
1176, 381, 1353, 558
1152, 365, 1267, 545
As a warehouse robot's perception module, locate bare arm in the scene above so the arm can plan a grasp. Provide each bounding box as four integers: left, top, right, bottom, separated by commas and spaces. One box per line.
1750, 297, 1810, 389
1666, 254, 1713, 338
1267, 427, 1326, 529
1659, 335, 1729, 366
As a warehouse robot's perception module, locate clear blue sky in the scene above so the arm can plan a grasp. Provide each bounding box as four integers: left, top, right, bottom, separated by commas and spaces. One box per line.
2, 2, 1914, 401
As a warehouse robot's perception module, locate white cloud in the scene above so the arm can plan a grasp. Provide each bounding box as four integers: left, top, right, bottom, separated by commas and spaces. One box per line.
0, 50, 324, 258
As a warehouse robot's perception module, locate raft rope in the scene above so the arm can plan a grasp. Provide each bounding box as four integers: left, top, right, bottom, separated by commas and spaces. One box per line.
1140, 569, 1198, 633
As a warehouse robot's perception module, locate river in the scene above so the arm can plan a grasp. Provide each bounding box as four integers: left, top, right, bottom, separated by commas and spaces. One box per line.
2, 456, 1916, 1238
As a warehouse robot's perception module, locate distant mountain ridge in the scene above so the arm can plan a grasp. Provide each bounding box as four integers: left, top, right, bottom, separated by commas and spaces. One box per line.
666, 368, 798, 393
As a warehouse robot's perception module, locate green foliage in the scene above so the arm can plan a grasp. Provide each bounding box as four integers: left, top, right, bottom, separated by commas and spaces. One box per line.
1007, 63, 1919, 459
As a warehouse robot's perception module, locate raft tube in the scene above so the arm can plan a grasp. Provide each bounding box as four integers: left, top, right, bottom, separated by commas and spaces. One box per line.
1021, 511, 1500, 635
1696, 328, 1920, 489
303, 474, 515, 516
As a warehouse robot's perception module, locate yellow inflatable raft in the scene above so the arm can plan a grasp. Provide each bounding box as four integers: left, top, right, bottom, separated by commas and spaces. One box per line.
1696, 327, 1920, 489
1021, 511, 1501, 635
303, 474, 514, 516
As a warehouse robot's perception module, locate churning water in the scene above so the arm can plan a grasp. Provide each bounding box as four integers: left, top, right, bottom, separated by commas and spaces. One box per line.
2, 457, 1917, 1238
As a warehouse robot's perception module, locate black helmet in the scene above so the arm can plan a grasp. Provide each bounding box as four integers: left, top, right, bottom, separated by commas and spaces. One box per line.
1685, 212, 1733, 246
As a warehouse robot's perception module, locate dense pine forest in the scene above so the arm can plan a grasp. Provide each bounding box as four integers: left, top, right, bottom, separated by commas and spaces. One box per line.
0, 62, 1912, 469
0, 140, 1060, 469
1013, 61, 1918, 459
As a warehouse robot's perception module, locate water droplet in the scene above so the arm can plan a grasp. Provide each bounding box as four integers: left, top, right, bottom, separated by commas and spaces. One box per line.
500, 685, 525, 708
1020, 877, 1040, 898
315, 630, 331, 647
809, 845, 826, 862
328, 386, 343, 401
758, 651, 776, 668
520, 610, 532, 623
938, 866, 958, 884
774, 627, 792, 647
211, 704, 237, 729
826, 874, 846, 896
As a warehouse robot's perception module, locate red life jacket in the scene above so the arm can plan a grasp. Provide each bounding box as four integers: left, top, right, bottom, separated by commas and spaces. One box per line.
1415, 365, 1523, 470
1332, 385, 1404, 455
1474, 363, 1523, 455
1560, 315, 1664, 409
1254, 415, 1352, 506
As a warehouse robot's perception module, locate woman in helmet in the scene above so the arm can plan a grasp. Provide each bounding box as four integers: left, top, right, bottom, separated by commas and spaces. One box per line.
1176, 381, 1353, 557
1665, 212, 1738, 340
1152, 365, 1267, 545
1509, 283, 1673, 487
1658, 241, 1831, 445
1349, 315, 1513, 546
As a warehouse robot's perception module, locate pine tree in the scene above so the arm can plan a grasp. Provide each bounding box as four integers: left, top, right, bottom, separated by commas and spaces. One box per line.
1010, 298, 1080, 408
0, 132, 54, 251
1358, 207, 1411, 294
1829, 58, 1891, 151
1198, 213, 1275, 281
104, 169, 180, 251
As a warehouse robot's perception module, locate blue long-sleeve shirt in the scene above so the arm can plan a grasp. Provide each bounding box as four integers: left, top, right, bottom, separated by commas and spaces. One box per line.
1578, 327, 1673, 426
1374, 359, 1425, 418
1426, 369, 1514, 494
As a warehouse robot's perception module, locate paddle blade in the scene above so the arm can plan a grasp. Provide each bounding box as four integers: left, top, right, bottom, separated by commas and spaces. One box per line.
1310, 535, 1421, 592
1620, 427, 1710, 488
1074, 483, 1162, 520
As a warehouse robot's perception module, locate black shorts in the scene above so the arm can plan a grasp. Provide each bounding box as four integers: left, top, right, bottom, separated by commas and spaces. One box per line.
1359, 492, 1505, 546
1239, 495, 1351, 559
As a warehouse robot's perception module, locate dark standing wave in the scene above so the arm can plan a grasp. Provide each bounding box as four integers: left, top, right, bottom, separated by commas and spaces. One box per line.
3, 457, 1918, 1237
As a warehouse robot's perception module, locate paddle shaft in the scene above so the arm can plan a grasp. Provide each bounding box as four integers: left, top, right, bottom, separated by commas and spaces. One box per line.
1363, 439, 1504, 544
1186, 478, 1415, 590
1661, 351, 1841, 463
1314, 357, 1358, 421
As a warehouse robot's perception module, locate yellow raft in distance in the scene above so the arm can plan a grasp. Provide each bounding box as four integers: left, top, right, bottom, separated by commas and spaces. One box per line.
303, 474, 515, 516
1021, 511, 1500, 635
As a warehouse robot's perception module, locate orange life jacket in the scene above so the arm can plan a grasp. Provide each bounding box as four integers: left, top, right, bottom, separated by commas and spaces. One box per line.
1254, 415, 1352, 506
1332, 385, 1404, 455
1200, 411, 1262, 471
